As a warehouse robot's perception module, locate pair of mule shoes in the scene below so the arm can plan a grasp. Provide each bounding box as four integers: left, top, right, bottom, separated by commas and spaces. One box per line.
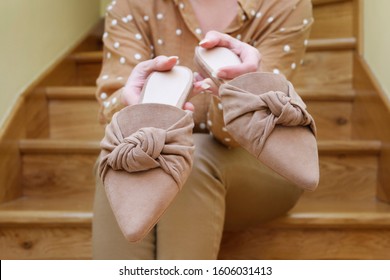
98, 47, 319, 242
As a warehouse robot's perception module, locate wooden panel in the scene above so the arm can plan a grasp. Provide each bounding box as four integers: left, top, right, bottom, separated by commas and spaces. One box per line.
0, 227, 91, 260
22, 154, 97, 198
72, 49, 355, 88
352, 55, 390, 203
24, 90, 49, 139
0, 99, 25, 203
47, 97, 353, 141
305, 154, 377, 201
310, 0, 354, 39
219, 228, 390, 260
3, 227, 390, 260
292, 50, 353, 89
19, 141, 378, 202
49, 100, 104, 140
307, 101, 352, 140
75, 64, 101, 86
3, 228, 390, 260
313, 0, 350, 6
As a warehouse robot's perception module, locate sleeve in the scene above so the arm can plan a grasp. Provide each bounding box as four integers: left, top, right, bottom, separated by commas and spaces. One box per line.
255, 0, 313, 79
206, 0, 314, 148
96, 1, 153, 124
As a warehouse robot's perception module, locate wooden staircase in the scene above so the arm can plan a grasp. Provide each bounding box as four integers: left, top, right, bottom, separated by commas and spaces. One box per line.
1, 0, 390, 259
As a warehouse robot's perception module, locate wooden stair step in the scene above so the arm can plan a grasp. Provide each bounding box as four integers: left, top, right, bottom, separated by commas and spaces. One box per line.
18, 139, 381, 202
1, 192, 389, 228
311, 0, 353, 39
270, 199, 390, 228
0, 209, 91, 226
44, 86, 97, 99
68, 47, 355, 89
44, 86, 356, 141
307, 37, 356, 51
291, 50, 353, 89
68, 51, 102, 64
20, 139, 100, 154
312, 0, 350, 6
69, 37, 357, 64
1, 183, 389, 259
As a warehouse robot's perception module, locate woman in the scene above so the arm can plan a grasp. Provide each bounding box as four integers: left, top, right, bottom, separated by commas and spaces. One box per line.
93, 0, 314, 259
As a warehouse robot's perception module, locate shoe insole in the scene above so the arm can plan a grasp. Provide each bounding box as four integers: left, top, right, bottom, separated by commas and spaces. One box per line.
140, 66, 193, 108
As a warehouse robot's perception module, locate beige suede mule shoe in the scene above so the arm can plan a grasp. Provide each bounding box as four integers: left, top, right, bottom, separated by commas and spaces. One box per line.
220, 72, 319, 191
194, 46, 319, 191
98, 66, 195, 242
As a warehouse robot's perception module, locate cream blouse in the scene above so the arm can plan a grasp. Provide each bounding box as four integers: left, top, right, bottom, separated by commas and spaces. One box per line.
96, 0, 313, 147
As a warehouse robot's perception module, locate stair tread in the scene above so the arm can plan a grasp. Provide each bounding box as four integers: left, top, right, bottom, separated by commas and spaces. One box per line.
19, 139, 382, 155
1, 191, 389, 227
69, 37, 356, 63
269, 198, 390, 228
0, 193, 92, 225
312, 0, 350, 6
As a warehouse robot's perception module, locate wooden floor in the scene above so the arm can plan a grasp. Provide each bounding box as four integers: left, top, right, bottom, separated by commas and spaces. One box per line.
1, 0, 390, 259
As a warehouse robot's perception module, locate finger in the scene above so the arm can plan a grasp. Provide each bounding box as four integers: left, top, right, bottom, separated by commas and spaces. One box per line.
199, 31, 241, 51
193, 71, 205, 82
135, 55, 178, 77
192, 78, 219, 98
217, 52, 261, 79
123, 56, 179, 104
183, 102, 195, 112
153, 55, 179, 71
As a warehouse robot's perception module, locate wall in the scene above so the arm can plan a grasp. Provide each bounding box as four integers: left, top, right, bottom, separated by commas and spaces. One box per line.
0, 0, 101, 127
101, 0, 111, 15
363, 0, 390, 98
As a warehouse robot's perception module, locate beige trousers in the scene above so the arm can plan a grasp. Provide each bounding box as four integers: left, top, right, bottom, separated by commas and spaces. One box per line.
93, 133, 302, 260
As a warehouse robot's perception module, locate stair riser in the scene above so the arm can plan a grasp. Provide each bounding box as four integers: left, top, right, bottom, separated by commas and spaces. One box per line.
311, 0, 353, 39
219, 228, 390, 260
71, 50, 354, 88
0, 227, 91, 260
292, 50, 353, 89
303, 154, 377, 201
22, 154, 97, 198
3, 227, 390, 260
49, 100, 104, 140
22, 152, 378, 202
47, 99, 353, 141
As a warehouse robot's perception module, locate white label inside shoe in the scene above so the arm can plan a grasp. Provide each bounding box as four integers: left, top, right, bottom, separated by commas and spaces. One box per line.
198, 47, 241, 71
141, 67, 192, 107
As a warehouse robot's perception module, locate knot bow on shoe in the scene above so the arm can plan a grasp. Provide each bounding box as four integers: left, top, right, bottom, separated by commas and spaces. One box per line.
107, 127, 167, 173
99, 106, 194, 189
221, 80, 316, 157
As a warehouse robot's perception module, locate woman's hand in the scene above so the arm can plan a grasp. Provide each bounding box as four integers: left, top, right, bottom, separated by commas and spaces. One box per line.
121, 55, 195, 111
193, 30, 262, 96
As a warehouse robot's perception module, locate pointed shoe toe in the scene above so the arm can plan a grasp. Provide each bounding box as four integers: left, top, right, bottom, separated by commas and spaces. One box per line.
220, 72, 320, 191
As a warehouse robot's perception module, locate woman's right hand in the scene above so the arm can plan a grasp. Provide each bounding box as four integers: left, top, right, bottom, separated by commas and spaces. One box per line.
192, 30, 262, 96
121, 55, 195, 111
199, 30, 262, 79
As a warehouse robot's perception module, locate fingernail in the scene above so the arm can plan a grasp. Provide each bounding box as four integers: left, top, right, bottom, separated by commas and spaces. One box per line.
168, 56, 179, 60
199, 38, 210, 45
217, 70, 227, 79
